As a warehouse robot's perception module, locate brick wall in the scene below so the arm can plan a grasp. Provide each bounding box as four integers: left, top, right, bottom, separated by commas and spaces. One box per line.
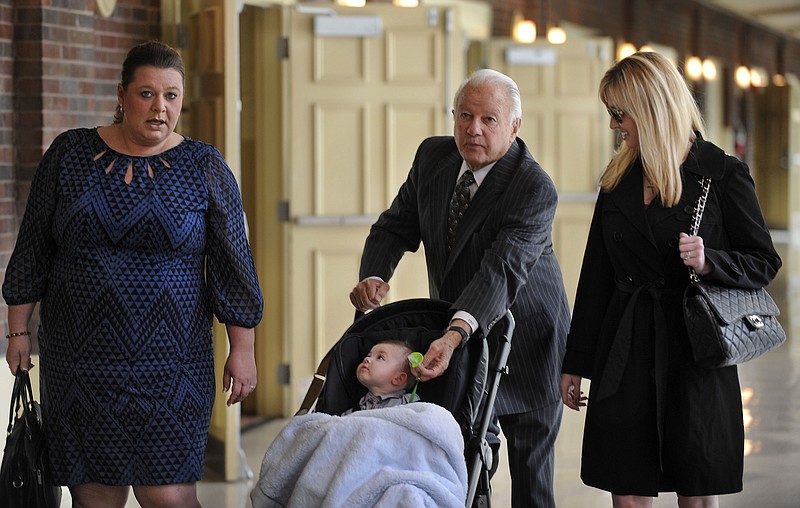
0, 0, 13, 328
0, 0, 160, 337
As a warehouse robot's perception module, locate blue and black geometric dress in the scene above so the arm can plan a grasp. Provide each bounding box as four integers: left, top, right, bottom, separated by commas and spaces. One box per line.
2, 128, 264, 486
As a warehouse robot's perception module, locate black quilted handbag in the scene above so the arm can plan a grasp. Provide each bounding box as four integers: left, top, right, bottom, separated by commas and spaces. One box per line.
683, 176, 786, 368
0, 370, 61, 508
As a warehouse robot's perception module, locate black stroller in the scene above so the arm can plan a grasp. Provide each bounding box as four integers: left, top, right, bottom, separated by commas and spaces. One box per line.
296, 298, 514, 508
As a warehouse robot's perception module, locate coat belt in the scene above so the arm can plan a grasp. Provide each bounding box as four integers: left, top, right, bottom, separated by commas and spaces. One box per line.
596, 279, 681, 469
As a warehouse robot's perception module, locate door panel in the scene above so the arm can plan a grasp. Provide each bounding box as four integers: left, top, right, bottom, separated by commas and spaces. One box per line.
553, 201, 595, 307
284, 4, 462, 413
754, 85, 789, 229
167, 0, 246, 483
488, 37, 613, 305
240, 5, 284, 418
787, 75, 800, 349
313, 104, 367, 215
288, 5, 458, 217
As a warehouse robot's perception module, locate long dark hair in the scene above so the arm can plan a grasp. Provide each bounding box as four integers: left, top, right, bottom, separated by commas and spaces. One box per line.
114, 41, 185, 123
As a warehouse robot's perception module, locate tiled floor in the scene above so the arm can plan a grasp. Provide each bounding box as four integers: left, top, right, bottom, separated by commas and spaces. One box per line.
58, 243, 800, 507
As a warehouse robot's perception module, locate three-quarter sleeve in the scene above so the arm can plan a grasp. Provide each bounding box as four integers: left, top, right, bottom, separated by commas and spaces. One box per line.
203, 147, 263, 328
2, 135, 66, 305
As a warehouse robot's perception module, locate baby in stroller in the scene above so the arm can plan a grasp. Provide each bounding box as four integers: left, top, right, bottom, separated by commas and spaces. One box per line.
341, 339, 421, 415
250, 299, 512, 508
250, 337, 465, 508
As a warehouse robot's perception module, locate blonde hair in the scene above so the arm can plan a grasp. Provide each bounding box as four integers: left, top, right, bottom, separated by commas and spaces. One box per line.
599, 51, 704, 207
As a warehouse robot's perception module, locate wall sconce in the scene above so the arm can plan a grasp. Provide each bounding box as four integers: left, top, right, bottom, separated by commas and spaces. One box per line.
734, 66, 766, 89
686, 56, 717, 81
618, 42, 637, 60
686, 56, 703, 80
546, 25, 566, 44
749, 69, 763, 87
393, 0, 418, 6
513, 19, 537, 43
735, 65, 751, 89
617, 43, 655, 60
337, 0, 366, 6
96, 0, 117, 17
749, 67, 768, 88
702, 59, 717, 80
773, 40, 786, 87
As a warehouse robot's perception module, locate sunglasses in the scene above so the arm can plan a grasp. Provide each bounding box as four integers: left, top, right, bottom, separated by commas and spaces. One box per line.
607, 107, 625, 123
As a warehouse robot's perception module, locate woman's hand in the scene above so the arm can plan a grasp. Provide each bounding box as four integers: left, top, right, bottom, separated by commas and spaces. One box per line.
560, 374, 586, 411
223, 348, 257, 406
6, 304, 36, 375
223, 324, 257, 406
6, 335, 32, 375
679, 232, 712, 275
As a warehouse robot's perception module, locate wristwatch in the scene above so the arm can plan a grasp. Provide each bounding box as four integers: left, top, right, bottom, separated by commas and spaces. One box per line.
446, 325, 470, 346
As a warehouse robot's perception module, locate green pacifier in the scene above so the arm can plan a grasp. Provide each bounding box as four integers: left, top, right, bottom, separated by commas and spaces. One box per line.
407, 352, 424, 403
408, 352, 424, 369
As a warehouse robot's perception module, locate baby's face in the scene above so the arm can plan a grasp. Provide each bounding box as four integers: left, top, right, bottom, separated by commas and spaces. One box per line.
356, 343, 409, 394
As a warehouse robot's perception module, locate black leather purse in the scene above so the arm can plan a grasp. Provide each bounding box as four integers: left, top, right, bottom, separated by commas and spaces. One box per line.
683, 176, 786, 368
0, 370, 61, 508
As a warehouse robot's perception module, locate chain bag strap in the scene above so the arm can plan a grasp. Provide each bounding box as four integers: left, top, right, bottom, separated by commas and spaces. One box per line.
687, 176, 711, 283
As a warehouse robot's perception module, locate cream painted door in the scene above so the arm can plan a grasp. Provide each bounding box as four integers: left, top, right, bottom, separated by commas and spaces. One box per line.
754, 85, 790, 229
488, 38, 614, 305
163, 0, 248, 483
283, 4, 463, 413
787, 74, 800, 348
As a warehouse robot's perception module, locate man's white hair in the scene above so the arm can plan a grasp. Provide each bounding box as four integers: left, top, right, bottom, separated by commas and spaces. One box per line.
453, 68, 522, 124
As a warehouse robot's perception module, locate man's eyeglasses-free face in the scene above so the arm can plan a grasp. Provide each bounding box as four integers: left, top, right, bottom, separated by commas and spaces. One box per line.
607, 107, 625, 123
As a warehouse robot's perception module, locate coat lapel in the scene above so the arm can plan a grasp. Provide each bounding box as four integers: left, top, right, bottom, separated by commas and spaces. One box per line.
648, 133, 726, 229
606, 158, 658, 248
604, 133, 725, 242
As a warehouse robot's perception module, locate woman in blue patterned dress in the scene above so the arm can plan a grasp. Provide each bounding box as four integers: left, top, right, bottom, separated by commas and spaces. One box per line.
3, 41, 263, 507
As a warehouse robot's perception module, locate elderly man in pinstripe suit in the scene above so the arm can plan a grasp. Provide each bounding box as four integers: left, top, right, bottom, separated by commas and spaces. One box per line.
350, 69, 570, 508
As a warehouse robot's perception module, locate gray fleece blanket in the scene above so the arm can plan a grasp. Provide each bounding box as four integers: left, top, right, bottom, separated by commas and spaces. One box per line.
250, 402, 468, 508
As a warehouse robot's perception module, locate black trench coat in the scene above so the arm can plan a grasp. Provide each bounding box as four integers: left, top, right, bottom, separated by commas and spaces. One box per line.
562, 134, 781, 496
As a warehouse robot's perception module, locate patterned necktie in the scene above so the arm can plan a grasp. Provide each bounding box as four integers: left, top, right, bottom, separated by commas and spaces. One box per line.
447, 170, 475, 252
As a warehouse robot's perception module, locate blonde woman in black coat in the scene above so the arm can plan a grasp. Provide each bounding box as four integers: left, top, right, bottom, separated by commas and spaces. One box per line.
560, 51, 781, 508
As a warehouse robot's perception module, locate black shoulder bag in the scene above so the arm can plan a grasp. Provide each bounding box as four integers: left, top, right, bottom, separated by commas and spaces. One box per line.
682, 176, 786, 368
0, 370, 61, 508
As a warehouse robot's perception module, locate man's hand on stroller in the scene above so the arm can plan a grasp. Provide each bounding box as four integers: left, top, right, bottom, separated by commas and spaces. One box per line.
350, 277, 390, 311
416, 323, 467, 381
